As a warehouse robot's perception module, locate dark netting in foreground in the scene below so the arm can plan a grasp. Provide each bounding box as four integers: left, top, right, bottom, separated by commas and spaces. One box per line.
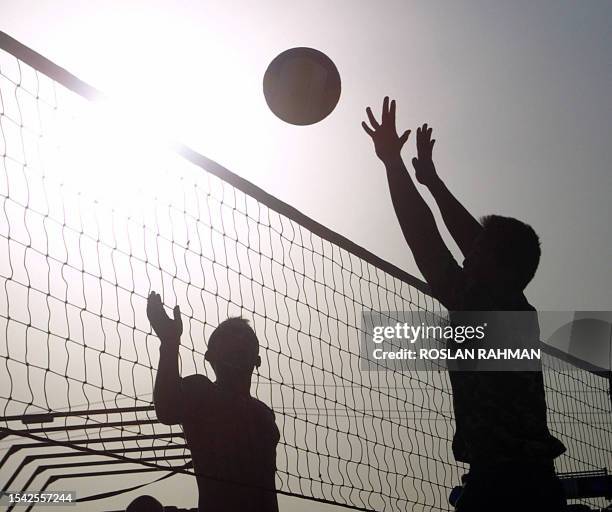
0, 33, 610, 511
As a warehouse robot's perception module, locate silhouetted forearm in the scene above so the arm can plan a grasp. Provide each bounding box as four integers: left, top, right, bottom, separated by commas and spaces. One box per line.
384, 156, 452, 284
153, 343, 182, 424
427, 175, 483, 257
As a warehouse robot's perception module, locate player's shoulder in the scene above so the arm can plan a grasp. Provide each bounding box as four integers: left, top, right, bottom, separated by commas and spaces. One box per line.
180, 375, 217, 425
249, 396, 276, 418
249, 397, 280, 441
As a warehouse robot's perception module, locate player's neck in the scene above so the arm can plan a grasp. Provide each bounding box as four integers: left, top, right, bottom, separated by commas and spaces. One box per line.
215, 376, 252, 396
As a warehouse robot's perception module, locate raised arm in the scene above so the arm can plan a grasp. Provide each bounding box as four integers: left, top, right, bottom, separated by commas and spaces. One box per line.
362, 98, 456, 286
147, 291, 184, 425
411, 124, 483, 256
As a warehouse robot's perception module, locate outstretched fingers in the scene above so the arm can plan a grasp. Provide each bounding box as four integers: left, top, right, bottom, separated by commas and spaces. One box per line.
365, 107, 379, 130
361, 121, 374, 137
363, 98, 413, 159
363, 102, 385, 138
148, 291, 171, 320
173, 305, 182, 328
382, 96, 389, 123
389, 99, 396, 125
416, 123, 435, 156
147, 291, 159, 312
363, 97, 399, 135
424, 125, 435, 155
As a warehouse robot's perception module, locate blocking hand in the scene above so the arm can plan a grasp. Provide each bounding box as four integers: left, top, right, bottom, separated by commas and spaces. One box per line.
147, 291, 183, 345
362, 96, 411, 164
411, 123, 439, 188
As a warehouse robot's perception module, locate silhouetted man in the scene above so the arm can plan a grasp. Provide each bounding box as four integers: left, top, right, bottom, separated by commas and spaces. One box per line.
147, 292, 279, 512
362, 98, 566, 511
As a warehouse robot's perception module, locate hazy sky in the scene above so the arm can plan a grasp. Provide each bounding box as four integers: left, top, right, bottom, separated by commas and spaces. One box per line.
2, 0, 610, 312
1, 0, 611, 510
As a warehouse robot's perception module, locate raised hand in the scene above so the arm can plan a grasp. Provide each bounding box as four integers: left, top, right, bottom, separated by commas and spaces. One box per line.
411, 123, 439, 188
147, 291, 183, 345
362, 96, 411, 163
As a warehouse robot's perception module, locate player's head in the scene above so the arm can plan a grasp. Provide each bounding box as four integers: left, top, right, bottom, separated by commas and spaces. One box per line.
126, 495, 163, 512
463, 215, 541, 292
205, 317, 261, 379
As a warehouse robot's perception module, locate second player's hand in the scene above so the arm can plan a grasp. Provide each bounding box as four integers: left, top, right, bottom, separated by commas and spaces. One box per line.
147, 291, 183, 346
411, 123, 439, 188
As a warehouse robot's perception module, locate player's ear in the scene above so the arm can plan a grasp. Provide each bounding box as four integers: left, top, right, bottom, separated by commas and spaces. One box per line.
255, 355, 261, 369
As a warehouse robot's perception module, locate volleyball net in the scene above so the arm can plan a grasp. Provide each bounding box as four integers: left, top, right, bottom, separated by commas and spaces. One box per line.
0, 32, 610, 511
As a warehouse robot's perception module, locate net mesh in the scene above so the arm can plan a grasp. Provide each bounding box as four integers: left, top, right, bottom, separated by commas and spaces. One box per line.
0, 38, 610, 511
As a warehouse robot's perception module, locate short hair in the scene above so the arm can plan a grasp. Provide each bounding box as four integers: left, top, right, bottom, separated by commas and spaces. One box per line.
207, 317, 259, 364
480, 215, 541, 289
126, 495, 163, 512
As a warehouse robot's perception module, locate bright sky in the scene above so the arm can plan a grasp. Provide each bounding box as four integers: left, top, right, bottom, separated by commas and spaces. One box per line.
3, 0, 611, 312
2, 0, 611, 510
